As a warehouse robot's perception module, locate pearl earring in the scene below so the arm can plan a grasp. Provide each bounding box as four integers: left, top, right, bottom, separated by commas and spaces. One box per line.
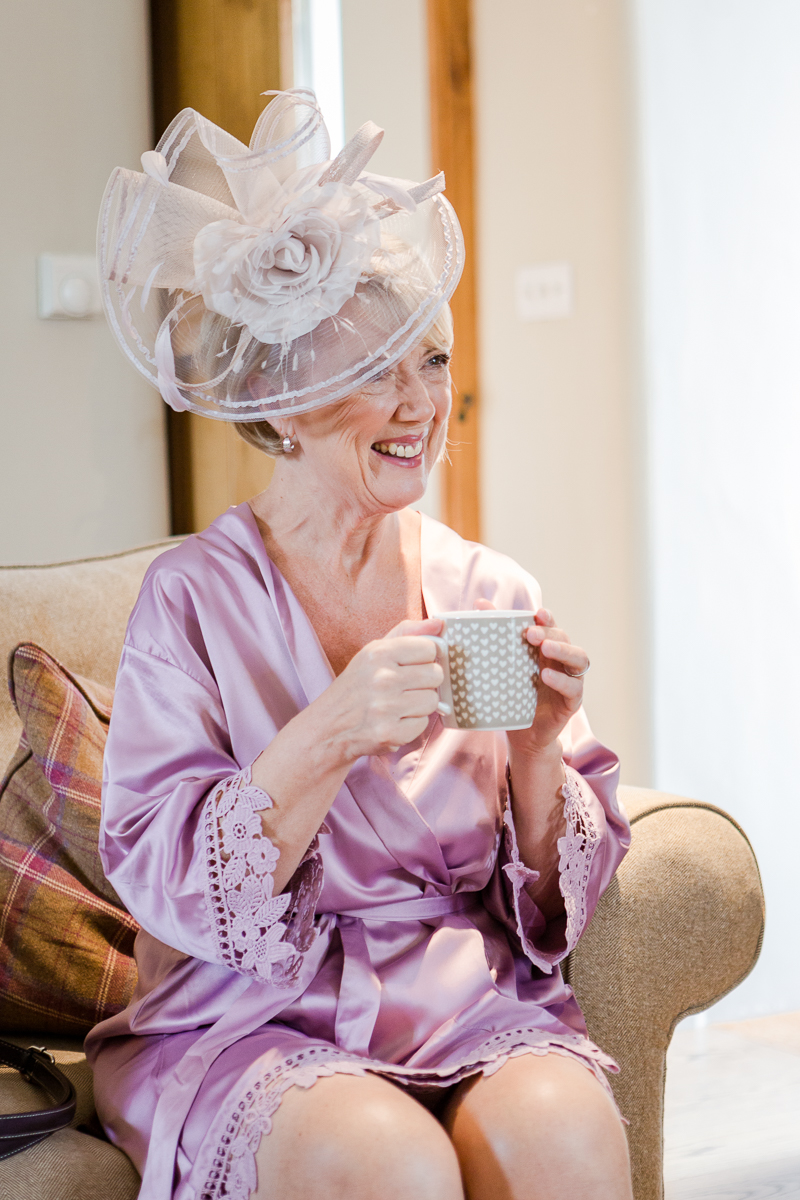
282, 436, 296, 454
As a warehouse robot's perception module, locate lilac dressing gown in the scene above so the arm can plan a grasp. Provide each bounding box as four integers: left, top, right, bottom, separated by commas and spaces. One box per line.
85, 504, 630, 1200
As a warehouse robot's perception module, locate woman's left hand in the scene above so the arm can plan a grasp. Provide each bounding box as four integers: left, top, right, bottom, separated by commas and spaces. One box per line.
476, 601, 589, 758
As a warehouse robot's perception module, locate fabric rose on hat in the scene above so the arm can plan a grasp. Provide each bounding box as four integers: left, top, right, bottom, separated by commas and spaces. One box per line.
193, 179, 381, 347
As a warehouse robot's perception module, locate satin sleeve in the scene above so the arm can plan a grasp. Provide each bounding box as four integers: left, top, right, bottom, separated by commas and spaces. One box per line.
101, 643, 244, 961
100, 645, 322, 983
484, 708, 630, 975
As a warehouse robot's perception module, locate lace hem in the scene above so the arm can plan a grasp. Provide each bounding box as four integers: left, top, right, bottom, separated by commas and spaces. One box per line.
502, 764, 600, 972
557, 766, 601, 954
203, 766, 322, 987
194, 1029, 619, 1200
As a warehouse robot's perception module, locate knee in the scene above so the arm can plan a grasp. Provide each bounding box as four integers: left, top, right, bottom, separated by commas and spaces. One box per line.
447, 1054, 631, 1197
263, 1075, 463, 1200
512, 1056, 623, 1158
320, 1089, 460, 1198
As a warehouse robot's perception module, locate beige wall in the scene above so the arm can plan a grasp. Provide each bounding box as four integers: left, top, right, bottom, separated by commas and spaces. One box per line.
0, 0, 169, 565
473, 0, 650, 783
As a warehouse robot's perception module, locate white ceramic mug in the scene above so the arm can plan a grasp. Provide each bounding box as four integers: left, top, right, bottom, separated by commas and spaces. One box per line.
428, 610, 539, 732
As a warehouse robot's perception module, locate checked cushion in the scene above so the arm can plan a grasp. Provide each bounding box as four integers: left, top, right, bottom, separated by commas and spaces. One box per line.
0, 643, 138, 1034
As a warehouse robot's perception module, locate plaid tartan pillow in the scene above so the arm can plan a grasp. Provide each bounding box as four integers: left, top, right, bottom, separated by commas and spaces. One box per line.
0, 643, 138, 1035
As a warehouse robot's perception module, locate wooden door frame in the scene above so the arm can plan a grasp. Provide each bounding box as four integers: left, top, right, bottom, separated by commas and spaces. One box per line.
428, 0, 481, 542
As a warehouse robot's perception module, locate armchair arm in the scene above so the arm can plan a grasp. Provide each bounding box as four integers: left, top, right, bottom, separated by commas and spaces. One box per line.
564, 786, 765, 1200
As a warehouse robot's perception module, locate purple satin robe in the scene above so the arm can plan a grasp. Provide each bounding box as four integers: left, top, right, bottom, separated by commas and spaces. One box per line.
85, 504, 630, 1200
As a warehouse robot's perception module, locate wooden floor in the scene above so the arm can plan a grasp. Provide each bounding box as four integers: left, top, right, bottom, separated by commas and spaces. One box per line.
664, 1012, 800, 1199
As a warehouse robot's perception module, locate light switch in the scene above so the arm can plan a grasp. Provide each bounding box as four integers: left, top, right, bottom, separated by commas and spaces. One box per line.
515, 263, 573, 322
38, 254, 102, 319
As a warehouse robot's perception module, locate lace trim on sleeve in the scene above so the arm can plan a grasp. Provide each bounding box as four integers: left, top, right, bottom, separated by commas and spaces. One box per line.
558, 765, 601, 954
501, 804, 552, 974
203, 766, 322, 987
501, 764, 600, 971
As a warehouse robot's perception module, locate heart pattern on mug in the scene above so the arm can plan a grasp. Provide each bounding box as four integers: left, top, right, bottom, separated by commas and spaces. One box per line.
444, 616, 539, 730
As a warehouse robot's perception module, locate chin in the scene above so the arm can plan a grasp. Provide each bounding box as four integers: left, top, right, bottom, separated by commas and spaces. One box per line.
375, 478, 428, 512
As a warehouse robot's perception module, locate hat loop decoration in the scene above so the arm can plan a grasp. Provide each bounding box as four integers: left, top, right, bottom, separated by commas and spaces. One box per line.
98, 88, 464, 421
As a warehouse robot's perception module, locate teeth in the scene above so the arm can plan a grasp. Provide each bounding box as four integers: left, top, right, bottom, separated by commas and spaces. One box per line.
372, 439, 424, 459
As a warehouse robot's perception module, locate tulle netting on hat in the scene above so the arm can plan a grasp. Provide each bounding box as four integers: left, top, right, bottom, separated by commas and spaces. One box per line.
98, 88, 464, 421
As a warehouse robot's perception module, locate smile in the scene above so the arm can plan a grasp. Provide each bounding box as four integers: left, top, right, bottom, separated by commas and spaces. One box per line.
370, 438, 424, 464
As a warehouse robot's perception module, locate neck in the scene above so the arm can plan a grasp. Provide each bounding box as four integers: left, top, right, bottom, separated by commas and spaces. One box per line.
250, 457, 408, 579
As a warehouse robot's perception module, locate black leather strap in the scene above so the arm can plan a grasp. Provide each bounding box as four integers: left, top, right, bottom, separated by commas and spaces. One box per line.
0, 1039, 77, 1160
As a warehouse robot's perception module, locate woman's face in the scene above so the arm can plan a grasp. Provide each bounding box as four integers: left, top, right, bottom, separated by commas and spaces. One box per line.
284, 339, 452, 514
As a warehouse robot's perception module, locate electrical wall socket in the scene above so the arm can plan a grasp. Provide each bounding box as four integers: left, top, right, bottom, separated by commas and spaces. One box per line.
515, 263, 573, 322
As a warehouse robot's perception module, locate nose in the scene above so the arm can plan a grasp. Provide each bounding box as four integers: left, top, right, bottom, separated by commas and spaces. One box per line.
394, 368, 436, 423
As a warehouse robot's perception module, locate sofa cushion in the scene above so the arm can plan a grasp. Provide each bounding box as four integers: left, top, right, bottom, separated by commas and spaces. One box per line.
0, 644, 137, 1035
0, 1034, 139, 1195
0, 1039, 97, 1131
0, 1126, 140, 1199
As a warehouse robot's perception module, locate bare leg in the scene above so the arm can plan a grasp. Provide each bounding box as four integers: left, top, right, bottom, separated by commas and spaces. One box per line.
442, 1053, 633, 1200
253, 1072, 464, 1200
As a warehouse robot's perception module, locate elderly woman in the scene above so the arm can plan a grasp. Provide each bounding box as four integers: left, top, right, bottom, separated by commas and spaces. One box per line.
87, 90, 633, 1200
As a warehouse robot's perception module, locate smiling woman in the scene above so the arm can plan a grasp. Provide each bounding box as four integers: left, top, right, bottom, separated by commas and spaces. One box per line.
88, 87, 633, 1200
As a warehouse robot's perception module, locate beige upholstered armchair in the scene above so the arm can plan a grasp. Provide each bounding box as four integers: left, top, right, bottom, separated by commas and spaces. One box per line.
0, 542, 765, 1200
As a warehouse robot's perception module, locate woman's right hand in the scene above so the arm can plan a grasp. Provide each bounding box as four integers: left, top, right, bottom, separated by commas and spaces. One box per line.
250, 617, 444, 893
317, 617, 445, 763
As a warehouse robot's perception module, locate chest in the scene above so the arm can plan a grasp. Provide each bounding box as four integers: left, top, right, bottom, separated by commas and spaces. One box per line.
287, 566, 424, 676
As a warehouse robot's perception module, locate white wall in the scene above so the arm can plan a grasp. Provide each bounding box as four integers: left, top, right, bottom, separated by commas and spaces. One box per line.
0, 0, 169, 565
635, 0, 800, 1018
473, 0, 649, 785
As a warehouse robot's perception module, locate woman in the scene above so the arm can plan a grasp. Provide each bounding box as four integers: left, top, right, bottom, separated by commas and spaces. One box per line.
87, 89, 633, 1200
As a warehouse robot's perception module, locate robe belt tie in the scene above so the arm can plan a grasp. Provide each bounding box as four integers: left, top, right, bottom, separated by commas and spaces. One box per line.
331, 892, 481, 1056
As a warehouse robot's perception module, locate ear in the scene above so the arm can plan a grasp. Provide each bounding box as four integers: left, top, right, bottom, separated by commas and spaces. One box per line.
245, 372, 296, 442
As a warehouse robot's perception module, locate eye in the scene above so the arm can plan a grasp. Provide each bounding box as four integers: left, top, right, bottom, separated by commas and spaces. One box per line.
424, 352, 451, 370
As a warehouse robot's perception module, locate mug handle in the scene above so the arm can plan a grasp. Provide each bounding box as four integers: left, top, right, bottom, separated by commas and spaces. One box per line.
425, 635, 456, 723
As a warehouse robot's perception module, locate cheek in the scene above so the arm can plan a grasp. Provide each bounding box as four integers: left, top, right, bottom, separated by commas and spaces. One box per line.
431, 384, 452, 434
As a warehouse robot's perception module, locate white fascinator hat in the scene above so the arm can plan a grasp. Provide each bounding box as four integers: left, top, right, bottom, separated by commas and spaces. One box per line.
98, 88, 465, 421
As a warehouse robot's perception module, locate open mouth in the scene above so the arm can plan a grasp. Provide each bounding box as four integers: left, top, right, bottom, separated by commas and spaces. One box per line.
370, 438, 425, 466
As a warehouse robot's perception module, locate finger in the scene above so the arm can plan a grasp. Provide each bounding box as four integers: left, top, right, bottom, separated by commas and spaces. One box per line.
385, 617, 444, 639
534, 608, 556, 627
362, 636, 440, 669
526, 624, 569, 647
474, 598, 496, 611
538, 640, 588, 674
388, 636, 445, 666
540, 666, 583, 703
399, 688, 442, 717
394, 714, 432, 743
384, 716, 430, 754
392, 663, 444, 691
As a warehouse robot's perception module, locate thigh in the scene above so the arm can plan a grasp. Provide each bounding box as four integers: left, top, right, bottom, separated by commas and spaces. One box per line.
254, 1072, 464, 1200
442, 1052, 633, 1200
